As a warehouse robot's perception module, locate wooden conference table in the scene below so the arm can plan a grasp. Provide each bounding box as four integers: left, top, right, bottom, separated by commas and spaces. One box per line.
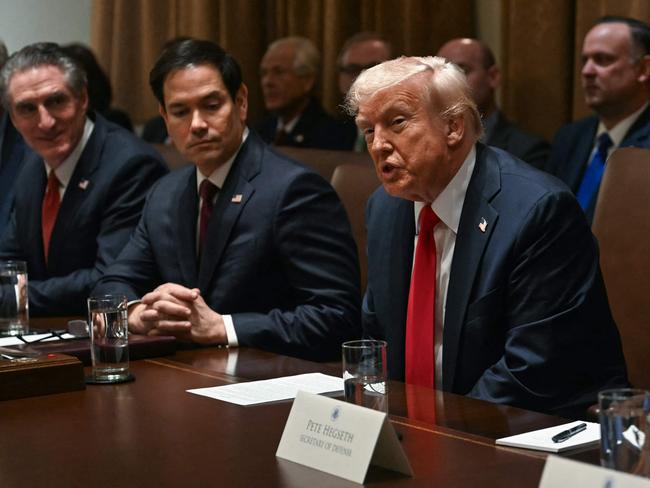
0, 335, 600, 487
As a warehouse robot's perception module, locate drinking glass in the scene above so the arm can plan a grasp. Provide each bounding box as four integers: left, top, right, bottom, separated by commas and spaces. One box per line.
0, 260, 29, 336
342, 339, 388, 413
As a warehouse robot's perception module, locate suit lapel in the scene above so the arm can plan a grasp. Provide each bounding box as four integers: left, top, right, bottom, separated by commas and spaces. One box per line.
47, 116, 104, 271
197, 134, 261, 290
567, 119, 597, 191
176, 168, 199, 285
24, 154, 48, 271
621, 104, 650, 147
388, 198, 415, 380
442, 144, 499, 391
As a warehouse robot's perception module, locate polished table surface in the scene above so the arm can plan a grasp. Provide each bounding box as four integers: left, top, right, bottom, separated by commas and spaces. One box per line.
0, 343, 600, 487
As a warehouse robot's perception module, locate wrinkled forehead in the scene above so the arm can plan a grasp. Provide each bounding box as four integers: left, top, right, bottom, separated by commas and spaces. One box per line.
355, 71, 433, 123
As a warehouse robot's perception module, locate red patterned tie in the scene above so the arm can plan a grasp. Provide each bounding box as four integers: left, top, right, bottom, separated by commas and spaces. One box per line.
405, 206, 440, 388
42, 171, 61, 263
198, 179, 218, 256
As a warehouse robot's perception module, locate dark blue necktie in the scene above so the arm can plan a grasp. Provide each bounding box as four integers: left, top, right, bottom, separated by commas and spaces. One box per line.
576, 133, 613, 210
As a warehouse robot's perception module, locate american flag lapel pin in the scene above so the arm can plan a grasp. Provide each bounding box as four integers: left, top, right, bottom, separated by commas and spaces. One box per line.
478, 217, 488, 233
231, 194, 243, 203
78, 179, 90, 190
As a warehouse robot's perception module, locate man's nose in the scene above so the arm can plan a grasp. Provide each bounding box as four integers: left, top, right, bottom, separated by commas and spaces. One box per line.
582, 58, 596, 77
37, 105, 56, 130
190, 110, 208, 134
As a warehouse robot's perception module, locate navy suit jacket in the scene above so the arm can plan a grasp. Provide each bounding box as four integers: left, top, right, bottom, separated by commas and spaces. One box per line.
0, 113, 168, 316
0, 113, 27, 238
256, 97, 356, 151
363, 144, 628, 416
545, 105, 650, 221
95, 131, 361, 361
486, 111, 550, 170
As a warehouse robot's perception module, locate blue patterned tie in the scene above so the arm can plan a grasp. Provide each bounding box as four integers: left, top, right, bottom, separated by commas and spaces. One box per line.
576, 133, 613, 210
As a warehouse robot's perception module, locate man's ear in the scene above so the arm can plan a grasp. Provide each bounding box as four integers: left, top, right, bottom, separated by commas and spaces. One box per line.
487, 65, 501, 90
637, 54, 650, 83
236, 83, 249, 123
446, 116, 465, 147
158, 104, 168, 122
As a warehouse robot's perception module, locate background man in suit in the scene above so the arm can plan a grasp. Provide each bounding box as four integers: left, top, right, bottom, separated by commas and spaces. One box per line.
437, 38, 549, 169
546, 16, 650, 223
0, 42, 167, 316
0, 39, 27, 237
337, 32, 392, 152
95, 39, 360, 360
347, 56, 627, 416
256, 36, 355, 150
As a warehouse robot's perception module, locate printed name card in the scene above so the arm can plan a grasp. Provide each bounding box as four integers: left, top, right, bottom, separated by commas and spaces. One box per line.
539, 456, 650, 487
276, 390, 412, 484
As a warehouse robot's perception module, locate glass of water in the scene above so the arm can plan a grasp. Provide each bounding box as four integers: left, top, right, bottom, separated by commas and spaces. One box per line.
342, 339, 388, 413
0, 260, 29, 336
599, 388, 650, 477
87, 294, 132, 383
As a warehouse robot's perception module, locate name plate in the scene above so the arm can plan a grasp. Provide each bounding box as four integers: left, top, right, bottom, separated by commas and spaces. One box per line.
540, 456, 650, 487
276, 390, 412, 484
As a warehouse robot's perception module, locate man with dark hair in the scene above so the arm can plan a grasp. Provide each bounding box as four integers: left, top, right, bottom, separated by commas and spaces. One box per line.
0, 38, 26, 238
349, 55, 627, 416
95, 38, 361, 360
256, 36, 355, 150
546, 16, 650, 223
437, 38, 550, 169
0, 42, 167, 316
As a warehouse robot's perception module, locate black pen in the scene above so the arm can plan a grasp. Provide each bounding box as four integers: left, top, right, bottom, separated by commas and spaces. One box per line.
551, 422, 587, 443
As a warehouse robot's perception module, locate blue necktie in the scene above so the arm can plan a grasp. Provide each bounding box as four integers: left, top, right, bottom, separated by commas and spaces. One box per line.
576, 133, 613, 210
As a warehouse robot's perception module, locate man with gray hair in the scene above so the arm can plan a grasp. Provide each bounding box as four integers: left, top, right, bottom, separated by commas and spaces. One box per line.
0, 39, 26, 237
349, 55, 627, 416
0, 42, 167, 316
256, 36, 355, 150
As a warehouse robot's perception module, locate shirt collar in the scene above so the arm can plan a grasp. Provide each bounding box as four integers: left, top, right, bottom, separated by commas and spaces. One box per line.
196, 126, 249, 193
596, 102, 649, 148
44, 117, 95, 188
414, 145, 476, 235
276, 114, 300, 134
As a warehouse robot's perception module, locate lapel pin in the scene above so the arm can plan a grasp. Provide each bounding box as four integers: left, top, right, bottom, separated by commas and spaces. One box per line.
478, 217, 488, 233
78, 179, 90, 190
294, 134, 304, 143
231, 194, 243, 203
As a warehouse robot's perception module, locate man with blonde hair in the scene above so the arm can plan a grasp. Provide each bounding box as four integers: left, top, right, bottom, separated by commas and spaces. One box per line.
257, 36, 354, 149
349, 56, 627, 416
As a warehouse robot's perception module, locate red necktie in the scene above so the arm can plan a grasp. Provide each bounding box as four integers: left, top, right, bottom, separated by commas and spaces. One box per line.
42, 171, 61, 263
198, 180, 218, 256
405, 206, 440, 388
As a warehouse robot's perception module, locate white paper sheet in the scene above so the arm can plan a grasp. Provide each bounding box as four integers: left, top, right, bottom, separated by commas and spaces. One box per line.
187, 372, 344, 406
495, 421, 600, 453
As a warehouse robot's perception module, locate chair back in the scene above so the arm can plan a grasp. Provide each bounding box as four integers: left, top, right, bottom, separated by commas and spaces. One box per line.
275, 146, 372, 180
592, 147, 650, 389
330, 163, 380, 291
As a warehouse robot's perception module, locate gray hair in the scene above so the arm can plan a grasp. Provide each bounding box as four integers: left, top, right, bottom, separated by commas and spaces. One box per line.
267, 36, 320, 77
345, 55, 483, 140
0, 42, 87, 110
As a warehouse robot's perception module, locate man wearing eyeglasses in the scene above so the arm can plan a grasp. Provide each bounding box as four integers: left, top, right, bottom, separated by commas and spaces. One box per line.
546, 16, 650, 223
337, 33, 392, 152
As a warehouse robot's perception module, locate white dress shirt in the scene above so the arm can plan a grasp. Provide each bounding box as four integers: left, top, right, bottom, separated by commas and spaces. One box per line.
412, 146, 476, 388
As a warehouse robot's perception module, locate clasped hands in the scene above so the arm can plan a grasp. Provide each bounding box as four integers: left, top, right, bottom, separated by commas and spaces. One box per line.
128, 283, 226, 344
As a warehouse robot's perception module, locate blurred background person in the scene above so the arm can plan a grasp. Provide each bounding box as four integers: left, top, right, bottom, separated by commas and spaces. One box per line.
337, 32, 392, 152
256, 36, 355, 150
63, 43, 133, 132
0, 38, 26, 237
437, 38, 549, 169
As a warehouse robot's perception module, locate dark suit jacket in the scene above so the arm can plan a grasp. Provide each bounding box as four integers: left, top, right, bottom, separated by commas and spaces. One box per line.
363, 143, 628, 416
0, 113, 27, 238
0, 113, 168, 316
545, 105, 650, 222
486, 111, 550, 170
95, 131, 361, 361
256, 97, 356, 151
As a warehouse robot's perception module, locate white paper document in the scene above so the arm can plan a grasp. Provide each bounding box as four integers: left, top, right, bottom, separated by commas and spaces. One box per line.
496, 421, 600, 452
187, 373, 344, 406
